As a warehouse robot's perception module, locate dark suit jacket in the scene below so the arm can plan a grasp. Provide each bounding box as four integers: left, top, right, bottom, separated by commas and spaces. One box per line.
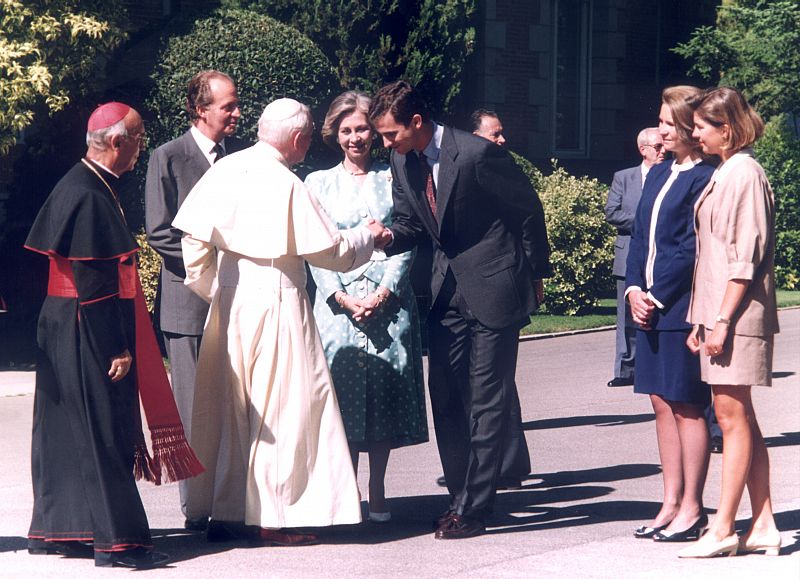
145, 130, 247, 334
604, 165, 642, 278
625, 160, 715, 331
387, 126, 551, 330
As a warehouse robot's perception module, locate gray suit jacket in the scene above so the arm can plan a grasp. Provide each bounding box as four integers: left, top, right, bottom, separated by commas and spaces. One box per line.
604, 165, 643, 278
145, 130, 246, 334
387, 126, 551, 330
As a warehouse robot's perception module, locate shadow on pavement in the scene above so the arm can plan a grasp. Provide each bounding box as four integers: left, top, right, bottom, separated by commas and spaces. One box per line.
528, 463, 662, 488
522, 413, 653, 431
0, 536, 27, 554
486, 499, 661, 534
772, 371, 795, 379
764, 431, 800, 448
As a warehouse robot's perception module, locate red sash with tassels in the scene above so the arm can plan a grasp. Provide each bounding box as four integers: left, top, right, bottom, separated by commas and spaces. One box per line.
47, 255, 205, 484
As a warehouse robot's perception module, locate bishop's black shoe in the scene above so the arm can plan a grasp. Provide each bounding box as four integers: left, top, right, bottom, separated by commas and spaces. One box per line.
94, 548, 170, 569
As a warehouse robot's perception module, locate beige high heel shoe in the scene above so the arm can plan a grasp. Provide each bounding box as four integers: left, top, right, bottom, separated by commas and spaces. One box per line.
677, 534, 739, 558
738, 532, 781, 556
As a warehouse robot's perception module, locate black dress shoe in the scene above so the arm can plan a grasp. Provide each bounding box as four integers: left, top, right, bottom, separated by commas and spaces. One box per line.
28, 539, 94, 558
435, 514, 485, 540
432, 509, 456, 530
94, 548, 170, 569
435, 475, 447, 487
633, 522, 670, 539
207, 519, 252, 542
607, 377, 634, 387
710, 436, 723, 454
185, 516, 210, 531
653, 513, 708, 542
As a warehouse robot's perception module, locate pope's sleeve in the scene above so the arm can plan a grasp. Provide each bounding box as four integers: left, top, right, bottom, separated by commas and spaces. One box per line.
181, 235, 217, 303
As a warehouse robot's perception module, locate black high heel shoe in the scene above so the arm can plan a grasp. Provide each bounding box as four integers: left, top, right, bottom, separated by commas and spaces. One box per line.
652, 513, 708, 542
634, 521, 671, 539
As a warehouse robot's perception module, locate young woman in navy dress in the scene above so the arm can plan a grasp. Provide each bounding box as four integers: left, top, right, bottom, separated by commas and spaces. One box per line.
626, 86, 715, 543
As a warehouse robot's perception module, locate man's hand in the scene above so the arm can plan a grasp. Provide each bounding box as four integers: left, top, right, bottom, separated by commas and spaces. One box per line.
109, 349, 133, 383
366, 219, 392, 250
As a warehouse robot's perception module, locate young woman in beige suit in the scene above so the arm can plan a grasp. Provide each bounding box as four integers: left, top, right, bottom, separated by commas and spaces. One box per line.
681, 87, 781, 558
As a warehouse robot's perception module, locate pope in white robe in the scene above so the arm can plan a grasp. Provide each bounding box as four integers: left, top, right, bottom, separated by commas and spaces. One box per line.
172, 99, 378, 537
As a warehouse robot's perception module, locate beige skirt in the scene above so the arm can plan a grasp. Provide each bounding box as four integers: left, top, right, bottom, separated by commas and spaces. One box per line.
697, 325, 773, 387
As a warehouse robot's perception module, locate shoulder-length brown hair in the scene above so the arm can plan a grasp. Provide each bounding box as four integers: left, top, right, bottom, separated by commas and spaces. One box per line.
321, 91, 372, 150
691, 86, 764, 153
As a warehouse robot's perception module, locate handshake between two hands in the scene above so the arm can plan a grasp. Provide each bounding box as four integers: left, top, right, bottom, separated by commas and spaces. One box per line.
365, 219, 392, 250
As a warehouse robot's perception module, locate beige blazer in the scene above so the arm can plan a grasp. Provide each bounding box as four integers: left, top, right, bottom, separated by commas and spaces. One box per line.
687, 149, 779, 337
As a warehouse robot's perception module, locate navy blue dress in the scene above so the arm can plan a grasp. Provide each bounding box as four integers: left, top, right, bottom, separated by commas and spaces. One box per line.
626, 159, 714, 405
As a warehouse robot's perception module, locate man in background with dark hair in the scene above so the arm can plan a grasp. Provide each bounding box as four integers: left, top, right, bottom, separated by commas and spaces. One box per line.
145, 70, 246, 531
470, 108, 505, 146
369, 80, 551, 540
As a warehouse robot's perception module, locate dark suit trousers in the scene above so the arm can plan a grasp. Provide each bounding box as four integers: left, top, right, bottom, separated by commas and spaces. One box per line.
163, 332, 202, 517
614, 278, 636, 380
427, 271, 520, 521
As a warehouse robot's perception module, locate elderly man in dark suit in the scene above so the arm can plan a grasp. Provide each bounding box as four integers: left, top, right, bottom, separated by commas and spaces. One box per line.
369, 81, 551, 540
604, 127, 664, 387
145, 70, 246, 530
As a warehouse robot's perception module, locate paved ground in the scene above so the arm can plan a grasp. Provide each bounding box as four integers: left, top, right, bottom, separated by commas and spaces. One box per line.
0, 310, 798, 578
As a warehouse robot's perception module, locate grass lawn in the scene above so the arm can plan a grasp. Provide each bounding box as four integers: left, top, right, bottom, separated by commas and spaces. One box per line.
521, 291, 800, 336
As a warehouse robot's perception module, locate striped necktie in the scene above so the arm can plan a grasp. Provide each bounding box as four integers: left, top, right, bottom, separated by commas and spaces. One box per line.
212, 143, 225, 163
420, 152, 436, 218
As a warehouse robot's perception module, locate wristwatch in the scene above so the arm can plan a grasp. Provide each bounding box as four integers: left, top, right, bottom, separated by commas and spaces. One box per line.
715, 315, 731, 325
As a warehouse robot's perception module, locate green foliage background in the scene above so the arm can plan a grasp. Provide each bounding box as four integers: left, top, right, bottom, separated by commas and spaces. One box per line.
673, 0, 800, 119
755, 115, 800, 289
232, 0, 475, 114
0, 0, 128, 154
675, 0, 800, 288
146, 8, 338, 148
513, 154, 615, 315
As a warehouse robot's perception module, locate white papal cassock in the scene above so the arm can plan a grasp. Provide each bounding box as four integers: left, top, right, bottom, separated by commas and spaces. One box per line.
172, 141, 372, 528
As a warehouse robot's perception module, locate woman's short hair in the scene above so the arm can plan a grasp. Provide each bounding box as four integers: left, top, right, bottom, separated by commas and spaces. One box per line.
662, 85, 704, 151
321, 91, 372, 150
692, 86, 764, 152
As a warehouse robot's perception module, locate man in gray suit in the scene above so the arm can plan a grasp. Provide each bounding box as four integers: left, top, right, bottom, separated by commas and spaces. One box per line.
145, 70, 246, 529
604, 127, 664, 387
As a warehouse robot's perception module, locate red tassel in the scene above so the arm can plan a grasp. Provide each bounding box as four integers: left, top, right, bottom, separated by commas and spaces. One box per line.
133, 443, 161, 484
149, 425, 205, 483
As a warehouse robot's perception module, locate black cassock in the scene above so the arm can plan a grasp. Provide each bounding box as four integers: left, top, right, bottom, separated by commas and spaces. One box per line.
25, 160, 152, 551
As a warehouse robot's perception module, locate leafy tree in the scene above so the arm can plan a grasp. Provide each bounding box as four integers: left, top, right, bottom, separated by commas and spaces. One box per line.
673, 0, 800, 117
232, 0, 475, 114
146, 8, 338, 149
0, 0, 128, 154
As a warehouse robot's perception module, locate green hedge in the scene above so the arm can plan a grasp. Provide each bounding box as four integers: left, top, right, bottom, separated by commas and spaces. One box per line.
146, 8, 338, 148
754, 114, 800, 289
513, 154, 615, 315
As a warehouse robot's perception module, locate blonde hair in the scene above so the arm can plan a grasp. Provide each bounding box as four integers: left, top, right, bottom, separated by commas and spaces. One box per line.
321, 91, 372, 149
662, 85, 704, 152
692, 86, 764, 153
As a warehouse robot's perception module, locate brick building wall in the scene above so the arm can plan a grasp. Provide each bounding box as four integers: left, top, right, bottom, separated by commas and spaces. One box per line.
466, 0, 717, 181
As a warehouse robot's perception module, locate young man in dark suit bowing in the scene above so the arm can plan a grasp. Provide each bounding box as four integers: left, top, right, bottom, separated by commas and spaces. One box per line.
369, 81, 551, 539
145, 70, 247, 534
